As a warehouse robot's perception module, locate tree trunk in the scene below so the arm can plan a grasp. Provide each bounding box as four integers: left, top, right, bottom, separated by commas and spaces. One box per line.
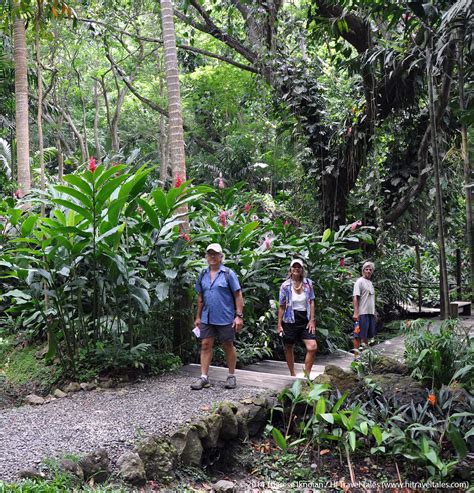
110, 86, 127, 155
93, 79, 101, 161
458, 30, 474, 302
160, 0, 187, 195
427, 39, 449, 318
13, 9, 31, 196
160, 0, 191, 356
157, 52, 169, 184
35, 0, 45, 211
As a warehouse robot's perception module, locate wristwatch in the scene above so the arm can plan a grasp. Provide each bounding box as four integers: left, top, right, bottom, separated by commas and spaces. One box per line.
236, 312, 244, 319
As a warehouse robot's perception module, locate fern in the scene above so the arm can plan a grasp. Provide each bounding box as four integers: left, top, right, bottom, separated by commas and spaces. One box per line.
0, 137, 12, 179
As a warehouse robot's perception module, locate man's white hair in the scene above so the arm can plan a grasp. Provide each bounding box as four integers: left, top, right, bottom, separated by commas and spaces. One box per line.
362, 261, 375, 273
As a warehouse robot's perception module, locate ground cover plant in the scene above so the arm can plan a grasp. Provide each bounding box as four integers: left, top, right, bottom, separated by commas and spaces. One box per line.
267, 373, 473, 485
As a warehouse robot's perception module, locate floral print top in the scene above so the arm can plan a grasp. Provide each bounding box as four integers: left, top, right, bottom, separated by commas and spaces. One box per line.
279, 277, 315, 323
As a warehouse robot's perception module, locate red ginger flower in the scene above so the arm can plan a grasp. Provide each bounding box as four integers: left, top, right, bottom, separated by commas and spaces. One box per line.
339, 258, 345, 267
427, 393, 436, 406
219, 210, 227, 228
175, 173, 183, 188
180, 232, 191, 242
89, 156, 97, 173
244, 203, 251, 214
283, 220, 289, 227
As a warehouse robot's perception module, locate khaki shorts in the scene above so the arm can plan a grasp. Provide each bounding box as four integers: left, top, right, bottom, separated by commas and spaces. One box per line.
199, 323, 235, 342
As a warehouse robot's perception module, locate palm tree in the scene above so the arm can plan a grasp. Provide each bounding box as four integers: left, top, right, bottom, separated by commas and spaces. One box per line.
13, 2, 31, 196
159, 0, 186, 190
160, 0, 191, 352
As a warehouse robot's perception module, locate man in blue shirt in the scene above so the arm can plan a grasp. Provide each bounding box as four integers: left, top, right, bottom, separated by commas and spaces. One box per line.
191, 243, 244, 390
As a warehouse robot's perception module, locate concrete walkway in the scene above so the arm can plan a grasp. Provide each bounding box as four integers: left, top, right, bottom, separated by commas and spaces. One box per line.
180, 315, 474, 392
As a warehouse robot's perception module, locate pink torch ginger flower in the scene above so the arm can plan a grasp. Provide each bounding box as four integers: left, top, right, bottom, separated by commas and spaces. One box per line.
218, 178, 225, 189
180, 232, 191, 242
283, 220, 289, 227
89, 156, 97, 173
219, 210, 227, 228
252, 214, 258, 222
339, 258, 345, 267
175, 173, 184, 188
264, 237, 271, 250
351, 220, 362, 231
244, 203, 251, 214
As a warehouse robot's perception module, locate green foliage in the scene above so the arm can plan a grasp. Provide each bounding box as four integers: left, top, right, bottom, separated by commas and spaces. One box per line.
405, 319, 473, 388
0, 163, 207, 376
269, 375, 472, 482
0, 340, 58, 386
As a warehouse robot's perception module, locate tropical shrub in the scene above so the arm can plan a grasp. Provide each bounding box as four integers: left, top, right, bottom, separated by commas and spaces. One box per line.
404, 319, 473, 389
0, 162, 209, 376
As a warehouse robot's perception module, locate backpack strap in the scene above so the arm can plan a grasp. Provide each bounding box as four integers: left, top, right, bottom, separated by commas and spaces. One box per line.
198, 268, 207, 292
199, 266, 233, 293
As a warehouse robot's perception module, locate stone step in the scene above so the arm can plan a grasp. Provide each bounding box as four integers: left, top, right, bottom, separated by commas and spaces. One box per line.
179, 364, 323, 391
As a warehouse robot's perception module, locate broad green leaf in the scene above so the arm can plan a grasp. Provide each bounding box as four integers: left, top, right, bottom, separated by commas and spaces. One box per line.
359, 421, 368, 436
308, 384, 329, 401
137, 198, 159, 229
349, 405, 360, 429
54, 226, 91, 238
424, 449, 439, 467
322, 228, 332, 242
332, 393, 348, 412
96, 224, 125, 243
164, 269, 178, 279
21, 214, 39, 236
371, 425, 383, 446
271, 427, 287, 451
52, 199, 93, 222
160, 219, 183, 236
320, 413, 334, 424
151, 189, 169, 216
155, 282, 170, 301
348, 431, 356, 451
95, 165, 127, 189
55, 185, 92, 209
53, 210, 66, 225
290, 379, 302, 399
95, 175, 128, 208
447, 425, 468, 458
315, 396, 326, 415
63, 174, 92, 195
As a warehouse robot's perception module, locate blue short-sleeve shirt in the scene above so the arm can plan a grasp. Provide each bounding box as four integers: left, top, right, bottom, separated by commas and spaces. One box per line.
196, 265, 241, 325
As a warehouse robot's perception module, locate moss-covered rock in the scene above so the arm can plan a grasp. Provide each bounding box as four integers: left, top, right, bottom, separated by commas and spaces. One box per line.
136, 436, 177, 482
218, 402, 238, 440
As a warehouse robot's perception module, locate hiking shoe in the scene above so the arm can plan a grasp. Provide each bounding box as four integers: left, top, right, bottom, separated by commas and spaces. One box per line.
225, 375, 237, 389
190, 377, 210, 390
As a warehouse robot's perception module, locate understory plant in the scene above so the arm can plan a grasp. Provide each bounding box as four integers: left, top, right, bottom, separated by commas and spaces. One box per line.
268, 377, 472, 482
404, 319, 473, 389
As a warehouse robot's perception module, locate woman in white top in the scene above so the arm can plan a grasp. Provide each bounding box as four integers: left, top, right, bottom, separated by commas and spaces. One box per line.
277, 259, 317, 376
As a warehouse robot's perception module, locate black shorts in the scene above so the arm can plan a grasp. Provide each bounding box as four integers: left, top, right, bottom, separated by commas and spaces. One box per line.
282, 311, 316, 345
200, 323, 235, 342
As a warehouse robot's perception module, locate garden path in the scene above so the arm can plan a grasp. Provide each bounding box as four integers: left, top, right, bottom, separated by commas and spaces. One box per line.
2, 318, 471, 483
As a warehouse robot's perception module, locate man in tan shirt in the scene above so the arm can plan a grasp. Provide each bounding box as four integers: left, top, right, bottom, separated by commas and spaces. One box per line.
352, 261, 376, 354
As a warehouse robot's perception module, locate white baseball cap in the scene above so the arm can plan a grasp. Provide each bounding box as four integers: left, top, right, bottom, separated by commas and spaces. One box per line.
206, 243, 223, 254
290, 259, 304, 268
